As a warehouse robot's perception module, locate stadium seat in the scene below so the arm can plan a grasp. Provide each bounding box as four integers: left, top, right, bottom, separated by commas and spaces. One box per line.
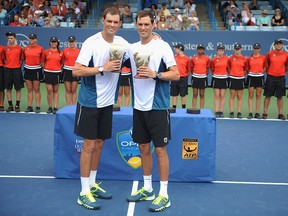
245, 26, 260, 31
259, 26, 274, 31
60, 22, 75, 28
122, 23, 135, 29
273, 26, 288, 31
259, 5, 273, 10
230, 25, 245, 31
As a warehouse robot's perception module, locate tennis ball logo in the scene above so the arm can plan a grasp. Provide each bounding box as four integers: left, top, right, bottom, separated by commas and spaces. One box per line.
127, 156, 142, 169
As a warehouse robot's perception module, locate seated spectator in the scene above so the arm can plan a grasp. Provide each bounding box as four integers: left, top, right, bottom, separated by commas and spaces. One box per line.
145, 0, 157, 9
174, 8, 182, 22
241, 3, 251, 25
38, 4, 48, 17
171, 0, 184, 9
9, 0, 19, 9
184, 2, 196, 17
19, 10, 28, 25
161, 3, 171, 18
232, 13, 242, 26
157, 15, 168, 30
2, 0, 12, 13
272, 8, 284, 26
249, 0, 258, 10
189, 19, 200, 30
181, 14, 191, 30
121, 4, 133, 24
21, 3, 30, 17
43, 17, 52, 27
62, 7, 78, 26
0, 3, 7, 20
188, 10, 199, 25
26, 14, 41, 27
150, 4, 158, 18
43, 0, 52, 13
9, 15, 25, 26
71, 1, 81, 16
227, 5, 240, 27
222, 0, 238, 16
256, 9, 271, 26
47, 10, 60, 27
53, 0, 67, 16
35, 10, 45, 26
74, 0, 85, 14
169, 15, 181, 30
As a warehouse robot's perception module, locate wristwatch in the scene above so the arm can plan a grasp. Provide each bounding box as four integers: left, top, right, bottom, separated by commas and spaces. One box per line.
98, 66, 104, 76
157, 72, 162, 79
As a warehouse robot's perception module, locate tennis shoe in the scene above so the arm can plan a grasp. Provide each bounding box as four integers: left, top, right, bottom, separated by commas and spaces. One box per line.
25, 106, 34, 113
77, 191, 101, 210
254, 113, 260, 119
6, 106, 14, 112
149, 195, 171, 212
127, 187, 155, 202
90, 182, 112, 199
247, 113, 253, 119
47, 107, 53, 114
35, 106, 41, 113
229, 112, 234, 118
219, 112, 224, 118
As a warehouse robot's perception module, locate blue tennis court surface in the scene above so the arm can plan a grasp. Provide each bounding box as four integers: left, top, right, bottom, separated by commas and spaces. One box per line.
0, 113, 287, 216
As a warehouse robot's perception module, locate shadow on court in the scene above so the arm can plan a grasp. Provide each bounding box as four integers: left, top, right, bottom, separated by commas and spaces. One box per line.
0, 113, 287, 216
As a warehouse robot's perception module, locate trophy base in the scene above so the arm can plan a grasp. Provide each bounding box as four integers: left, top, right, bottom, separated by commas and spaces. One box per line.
113, 105, 121, 112
169, 108, 176, 113
186, 108, 200, 114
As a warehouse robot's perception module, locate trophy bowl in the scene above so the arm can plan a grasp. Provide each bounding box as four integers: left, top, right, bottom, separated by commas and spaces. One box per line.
133, 50, 151, 79
109, 44, 126, 71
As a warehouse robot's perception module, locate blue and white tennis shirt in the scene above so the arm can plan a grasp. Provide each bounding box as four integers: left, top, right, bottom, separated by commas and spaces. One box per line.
130, 39, 176, 111
76, 32, 130, 108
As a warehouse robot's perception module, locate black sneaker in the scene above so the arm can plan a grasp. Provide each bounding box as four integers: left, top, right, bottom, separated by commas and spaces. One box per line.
237, 112, 242, 119
229, 112, 234, 118
254, 113, 260, 119
262, 113, 268, 119
25, 106, 34, 113
215, 111, 220, 118
219, 112, 224, 118
35, 106, 41, 114
6, 106, 14, 112
53, 107, 58, 114
278, 114, 285, 120
47, 107, 53, 114
247, 113, 253, 119
0, 106, 4, 112
15, 106, 20, 112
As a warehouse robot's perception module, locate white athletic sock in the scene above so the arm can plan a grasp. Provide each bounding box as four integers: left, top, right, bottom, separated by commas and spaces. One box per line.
80, 177, 90, 195
159, 181, 168, 198
89, 170, 97, 187
143, 175, 152, 192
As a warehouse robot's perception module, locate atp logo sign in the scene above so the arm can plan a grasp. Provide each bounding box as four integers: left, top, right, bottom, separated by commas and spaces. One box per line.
116, 128, 154, 169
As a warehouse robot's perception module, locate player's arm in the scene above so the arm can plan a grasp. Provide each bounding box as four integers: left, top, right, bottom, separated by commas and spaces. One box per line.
73, 59, 122, 77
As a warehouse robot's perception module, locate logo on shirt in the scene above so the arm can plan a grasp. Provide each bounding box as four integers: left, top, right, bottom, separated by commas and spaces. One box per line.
116, 127, 154, 169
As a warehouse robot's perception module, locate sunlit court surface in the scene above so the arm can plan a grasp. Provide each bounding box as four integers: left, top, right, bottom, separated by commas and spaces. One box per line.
0, 112, 287, 216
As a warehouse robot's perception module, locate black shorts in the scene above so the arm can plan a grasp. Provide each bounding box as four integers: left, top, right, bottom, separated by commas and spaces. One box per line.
247, 76, 264, 88
132, 109, 171, 147
43, 72, 61, 85
0, 66, 4, 91
74, 103, 113, 140
63, 69, 80, 82
120, 74, 131, 86
170, 77, 188, 97
263, 75, 286, 98
4, 68, 24, 90
229, 78, 245, 90
211, 77, 228, 89
24, 68, 42, 81
191, 77, 207, 89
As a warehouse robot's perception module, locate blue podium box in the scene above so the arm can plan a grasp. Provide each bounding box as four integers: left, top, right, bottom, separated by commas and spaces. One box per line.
54, 106, 216, 182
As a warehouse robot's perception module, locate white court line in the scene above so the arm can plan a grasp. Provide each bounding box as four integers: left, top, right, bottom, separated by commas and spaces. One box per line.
127, 181, 138, 216
212, 181, 288, 186
0, 175, 55, 179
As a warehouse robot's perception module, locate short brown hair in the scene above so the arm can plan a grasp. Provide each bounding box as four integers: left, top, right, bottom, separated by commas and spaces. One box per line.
102, 7, 121, 20
136, 10, 154, 24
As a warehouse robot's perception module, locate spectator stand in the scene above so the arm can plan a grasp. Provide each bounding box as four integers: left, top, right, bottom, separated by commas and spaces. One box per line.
0, 1, 24, 26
